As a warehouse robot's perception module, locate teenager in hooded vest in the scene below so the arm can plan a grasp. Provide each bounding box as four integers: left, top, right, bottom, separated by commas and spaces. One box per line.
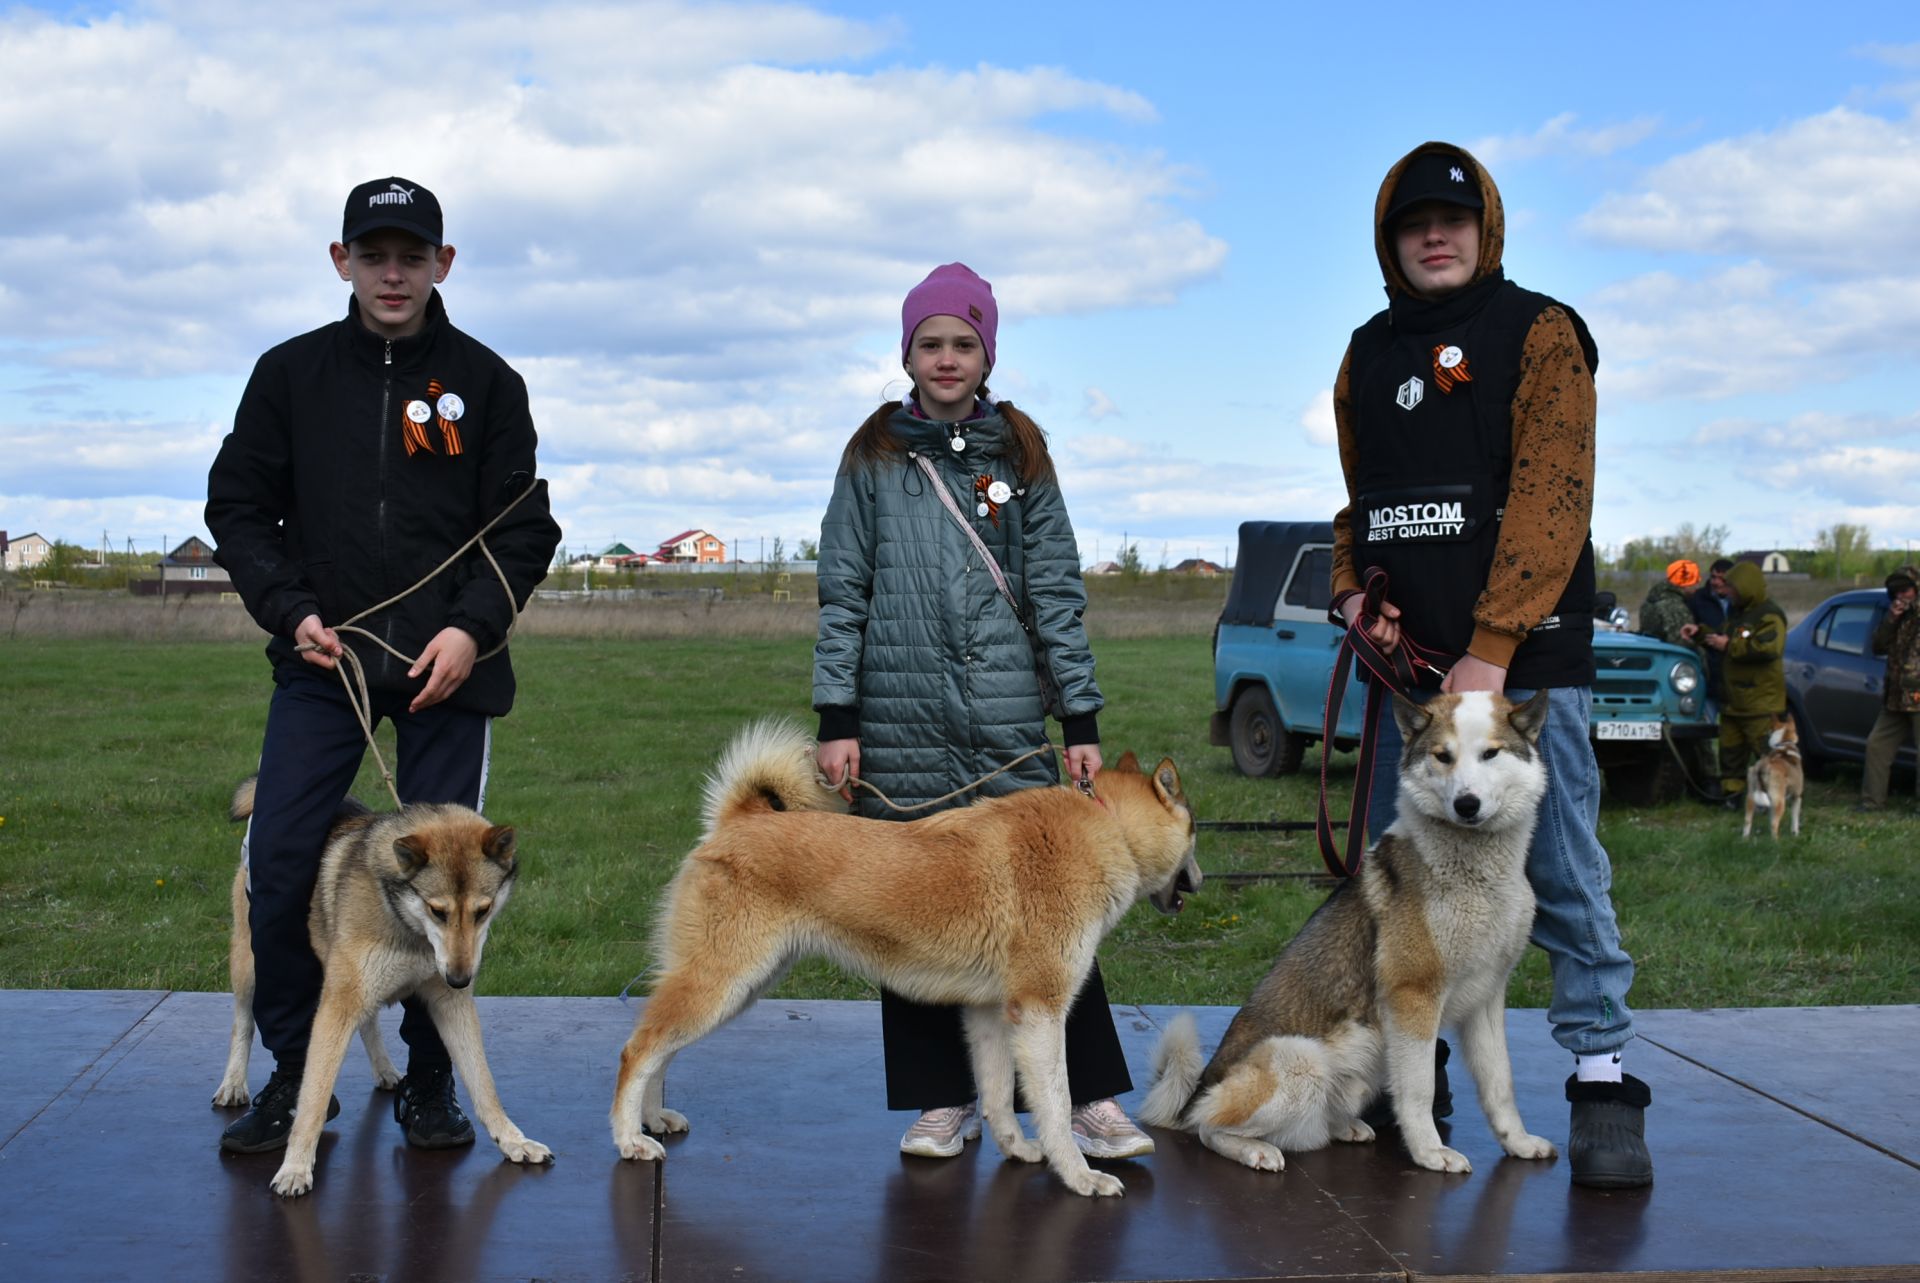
811, 264, 1153, 1164
1328, 143, 1653, 1189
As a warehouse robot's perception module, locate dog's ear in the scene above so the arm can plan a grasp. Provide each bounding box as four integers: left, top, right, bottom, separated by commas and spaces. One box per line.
1150, 757, 1183, 805
484, 825, 517, 867
1508, 689, 1551, 745
392, 834, 430, 874
1390, 692, 1432, 743
1112, 750, 1141, 774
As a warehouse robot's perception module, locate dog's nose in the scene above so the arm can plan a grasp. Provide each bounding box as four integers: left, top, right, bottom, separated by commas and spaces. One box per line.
1453, 794, 1481, 820
445, 972, 474, 990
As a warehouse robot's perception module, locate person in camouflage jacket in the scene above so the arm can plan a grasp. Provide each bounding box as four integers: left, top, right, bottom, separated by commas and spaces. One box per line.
1859, 565, 1920, 810
1638, 559, 1702, 649
1705, 561, 1787, 800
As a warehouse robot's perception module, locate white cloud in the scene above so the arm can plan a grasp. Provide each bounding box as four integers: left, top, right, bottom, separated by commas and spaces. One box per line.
1083, 387, 1120, 420
1470, 112, 1660, 167
1298, 388, 1336, 446
1579, 104, 1920, 274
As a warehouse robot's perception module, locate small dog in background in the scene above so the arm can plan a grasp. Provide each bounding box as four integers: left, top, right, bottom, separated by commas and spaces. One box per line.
216, 780, 551, 1197
1743, 712, 1805, 840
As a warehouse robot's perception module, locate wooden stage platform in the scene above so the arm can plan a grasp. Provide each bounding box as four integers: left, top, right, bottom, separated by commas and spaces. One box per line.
0, 991, 1915, 1281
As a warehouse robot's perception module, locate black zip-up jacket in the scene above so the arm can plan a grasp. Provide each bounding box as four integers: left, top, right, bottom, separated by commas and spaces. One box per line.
206, 292, 561, 717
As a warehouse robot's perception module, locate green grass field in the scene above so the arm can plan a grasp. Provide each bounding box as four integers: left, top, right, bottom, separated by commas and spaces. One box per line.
1, 634, 1914, 1009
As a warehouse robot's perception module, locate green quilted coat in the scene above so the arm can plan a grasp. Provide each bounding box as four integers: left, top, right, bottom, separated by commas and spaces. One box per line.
812, 406, 1101, 816
1722, 562, 1788, 717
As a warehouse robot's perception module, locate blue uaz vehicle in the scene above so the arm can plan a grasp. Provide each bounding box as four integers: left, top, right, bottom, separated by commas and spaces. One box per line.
1209, 522, 1717, 805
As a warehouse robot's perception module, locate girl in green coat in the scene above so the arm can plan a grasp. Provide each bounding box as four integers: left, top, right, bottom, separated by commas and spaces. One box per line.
811, 263, 1151, 1163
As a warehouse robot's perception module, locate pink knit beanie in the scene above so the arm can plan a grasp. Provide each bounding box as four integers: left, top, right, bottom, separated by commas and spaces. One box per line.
900, 263, 997, 370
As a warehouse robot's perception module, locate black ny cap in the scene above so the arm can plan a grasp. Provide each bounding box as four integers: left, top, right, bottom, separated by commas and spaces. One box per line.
341, 177, 443, 246
1384, 151, 1484, 226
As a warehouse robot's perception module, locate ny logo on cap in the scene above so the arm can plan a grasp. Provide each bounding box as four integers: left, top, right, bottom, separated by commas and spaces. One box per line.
1449, 166, 1466, 183
1397, 376, 1424, 411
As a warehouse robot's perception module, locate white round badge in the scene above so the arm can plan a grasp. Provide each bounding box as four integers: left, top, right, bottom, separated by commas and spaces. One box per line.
976, 503, 990, 517
987, 481, 1012, 505
436, 392, 465, 421
405, 400, 432, 423
950, 435, 966, 452
1438, 345, 1464, 369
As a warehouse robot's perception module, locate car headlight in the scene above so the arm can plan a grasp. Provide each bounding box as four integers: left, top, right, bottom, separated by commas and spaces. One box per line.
1671, 661, 1700, 694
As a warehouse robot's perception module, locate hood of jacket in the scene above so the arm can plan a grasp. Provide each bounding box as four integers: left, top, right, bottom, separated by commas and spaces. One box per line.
1373, 141, 1506, 300
889, 402, 1016, 468
1728, 560, 1768, 610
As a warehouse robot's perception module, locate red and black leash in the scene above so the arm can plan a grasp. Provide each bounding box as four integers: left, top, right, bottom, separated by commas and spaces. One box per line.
1314, 568, 1454, 878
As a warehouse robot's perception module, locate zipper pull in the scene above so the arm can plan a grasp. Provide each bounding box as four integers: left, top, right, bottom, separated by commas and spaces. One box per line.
384, 340, 393, 367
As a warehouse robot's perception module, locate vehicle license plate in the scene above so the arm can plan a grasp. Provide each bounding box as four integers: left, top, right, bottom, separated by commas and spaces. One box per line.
1594, 721, 1663, 741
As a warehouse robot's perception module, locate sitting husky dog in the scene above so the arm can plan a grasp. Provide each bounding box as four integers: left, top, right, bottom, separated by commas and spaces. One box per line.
610, 719, 1201, 1198
216, 780, 551, 1196
1140, 690, 1556, 1175
1742, 712, 1804, 840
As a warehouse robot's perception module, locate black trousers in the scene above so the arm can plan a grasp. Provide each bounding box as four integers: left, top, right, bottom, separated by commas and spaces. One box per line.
880, 961, 1134, 1111
243, 664, 491, 1074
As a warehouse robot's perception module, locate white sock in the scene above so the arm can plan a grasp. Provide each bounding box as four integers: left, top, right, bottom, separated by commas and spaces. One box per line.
1576, 1051, 1624, 1083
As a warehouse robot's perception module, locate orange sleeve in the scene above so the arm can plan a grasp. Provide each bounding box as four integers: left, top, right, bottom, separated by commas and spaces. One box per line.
1329, 344, 1363, 600
1467, 307, 1596, 668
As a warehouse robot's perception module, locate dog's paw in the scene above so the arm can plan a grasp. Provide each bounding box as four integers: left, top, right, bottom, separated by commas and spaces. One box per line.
212, 1081, 251, 1108
995, 1133, 1044, 1164
615, 1129, 666, 1162
499, 1134, 554, 1165
645, 1107, 689, 1135
1062, 1166, 1126, 1197
269, 1163, 315, 1198
1238, 1140, 1285, 1171
1501, 1131, 1556, 1161
371, 1066, 403, 1092
1409, 1143, 1472, 1174
1333, 1118, 1376, 1144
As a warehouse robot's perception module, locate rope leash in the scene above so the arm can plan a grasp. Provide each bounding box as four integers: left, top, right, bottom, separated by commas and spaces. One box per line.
293, 479, 546, 809
826, 743, 1101, 814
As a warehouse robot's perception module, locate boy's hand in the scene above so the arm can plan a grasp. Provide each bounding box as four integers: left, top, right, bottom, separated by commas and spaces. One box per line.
293, 615, 342, 670
409, 627, 479, 712
1441, 654, 1508, 694
817, 739, 860, 802
1703, 632, 1730, 652
1339, 592, 1403, 654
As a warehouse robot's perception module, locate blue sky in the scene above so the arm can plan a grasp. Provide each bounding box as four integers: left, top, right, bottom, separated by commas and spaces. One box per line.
6, 1, 1920, 566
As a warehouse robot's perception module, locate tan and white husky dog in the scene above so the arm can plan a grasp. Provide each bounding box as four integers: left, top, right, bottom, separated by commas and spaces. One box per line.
1140, 690, 1556, 1176
1742, 712, 1805, 840
216, 780, 551, 1196
609, 719, 1202, 1198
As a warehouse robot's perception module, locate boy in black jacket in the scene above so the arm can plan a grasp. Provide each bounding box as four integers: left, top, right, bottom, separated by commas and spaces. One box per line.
205, 177, 561, 1155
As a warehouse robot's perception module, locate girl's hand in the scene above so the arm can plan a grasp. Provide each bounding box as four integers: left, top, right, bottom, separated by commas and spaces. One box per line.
1065, 744, 1102, 788
817, 739, 860, 803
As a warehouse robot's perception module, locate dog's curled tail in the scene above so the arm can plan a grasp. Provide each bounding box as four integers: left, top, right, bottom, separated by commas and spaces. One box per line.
230, 778, 257, 823
1138, 1010, 1204, 1130
700, 718, 849, 839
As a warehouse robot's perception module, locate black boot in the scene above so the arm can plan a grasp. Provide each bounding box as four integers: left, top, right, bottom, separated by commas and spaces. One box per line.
394, 1065, 476, 1149
1360, 1038, 1453, 1128
219, 1069, 340, 1154
1566, 1072, 1653, 1188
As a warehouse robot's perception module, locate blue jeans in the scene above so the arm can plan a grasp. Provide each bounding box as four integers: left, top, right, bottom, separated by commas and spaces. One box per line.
1365, 684, 1636, 1057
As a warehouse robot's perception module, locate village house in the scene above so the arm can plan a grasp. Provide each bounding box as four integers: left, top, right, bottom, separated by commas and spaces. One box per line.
656, 529, 726, 564
132, 536, 233, 597
1171, 558, 1225, 577
2, 530, 51, 573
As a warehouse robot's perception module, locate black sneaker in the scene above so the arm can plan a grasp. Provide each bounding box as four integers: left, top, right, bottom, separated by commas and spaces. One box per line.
219, 1071, 340, 1154
1360, 1038, 1454, 1128
393, 1066, 476, 1149
1566, 1072, 1654, 1188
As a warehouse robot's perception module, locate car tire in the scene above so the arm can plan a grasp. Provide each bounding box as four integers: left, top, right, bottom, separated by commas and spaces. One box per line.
1229, 686, 1305, 777
1603, 753, 1684, 806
